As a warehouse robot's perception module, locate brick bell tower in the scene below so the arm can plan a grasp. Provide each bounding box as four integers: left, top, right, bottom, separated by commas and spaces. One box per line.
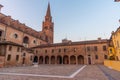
42, 3, 54, 44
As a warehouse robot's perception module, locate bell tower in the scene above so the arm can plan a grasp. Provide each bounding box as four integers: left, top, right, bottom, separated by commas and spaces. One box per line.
42, 3, 54, 43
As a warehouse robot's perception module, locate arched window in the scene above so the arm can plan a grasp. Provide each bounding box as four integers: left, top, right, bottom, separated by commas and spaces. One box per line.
13, 33, 18, 39
23, 36, 29, 44
33, 40, 36, 44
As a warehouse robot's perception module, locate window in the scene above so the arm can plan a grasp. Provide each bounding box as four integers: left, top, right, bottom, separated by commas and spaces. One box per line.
59, 49, 61, 53
16, 55, 19, 61
7, 55, 11, 61
23, 36, 29, 44
94, 46, 97, 51
44, 26, 48, 30
13, 34, 18, 39
109, 49, 112, 53
87, 46, 90, 51
103, 45, 107, 51
33, 40, 36, 44
9, 46, 12, 51
45, 50, 47, 53
51, 49, 54, 53
64, 48, 66, 52
104, 55, 107, 59
17, 47, 20, 52
95, 55, 98, 59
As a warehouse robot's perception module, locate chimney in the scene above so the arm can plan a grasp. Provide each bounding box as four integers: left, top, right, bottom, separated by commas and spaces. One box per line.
98, 37, 102, 42
0, 4, 3, 13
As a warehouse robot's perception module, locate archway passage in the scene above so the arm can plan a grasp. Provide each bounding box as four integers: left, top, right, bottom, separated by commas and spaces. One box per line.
45, 56, 49, 64
70, 55, 76, 64
33, 56, 38, 63
88, 57, 91, 64
57, 56, 62, 64
63, 55, 69, 64
78, 55, 84, 64
39, 56, 43, 64
51, 56, 55, 64
22, 58, 25, 64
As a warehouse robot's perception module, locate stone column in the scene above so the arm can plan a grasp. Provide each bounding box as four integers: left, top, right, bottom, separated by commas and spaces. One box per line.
49, 56, 51, 64
43, 56, 45, 64
69, 56, 70, 64
76, 55, 78, 65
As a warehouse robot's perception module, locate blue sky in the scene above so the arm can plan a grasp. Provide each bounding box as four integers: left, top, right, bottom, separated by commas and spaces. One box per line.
0, 0, 120, 43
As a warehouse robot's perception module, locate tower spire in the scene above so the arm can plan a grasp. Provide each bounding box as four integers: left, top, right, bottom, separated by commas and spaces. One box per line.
41, 2, 54, 43
46, 2, 51, 17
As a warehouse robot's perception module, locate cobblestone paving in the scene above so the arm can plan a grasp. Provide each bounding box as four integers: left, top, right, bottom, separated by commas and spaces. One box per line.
0, 65, 119, 80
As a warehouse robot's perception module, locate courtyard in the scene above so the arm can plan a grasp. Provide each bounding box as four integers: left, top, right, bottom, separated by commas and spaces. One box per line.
0, 65, 119, 80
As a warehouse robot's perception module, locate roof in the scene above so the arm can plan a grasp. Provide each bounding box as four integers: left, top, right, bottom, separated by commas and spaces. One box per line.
0, 13, 46, 42
46, 3, 51, 17
32, 39, 109, 48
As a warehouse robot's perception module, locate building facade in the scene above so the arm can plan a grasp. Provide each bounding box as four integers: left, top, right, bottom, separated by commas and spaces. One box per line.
0, 4, 109, 67
109, 27, 120, 61
32, 38, 108, 65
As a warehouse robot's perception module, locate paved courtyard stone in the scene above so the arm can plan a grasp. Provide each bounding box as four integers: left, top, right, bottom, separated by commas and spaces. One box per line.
0, 65, 119, 80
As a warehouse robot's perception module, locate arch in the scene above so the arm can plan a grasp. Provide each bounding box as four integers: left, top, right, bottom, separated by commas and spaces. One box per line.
63, 55, 69, 64
51, 56, 55, 64
70, 55, 76, 64
45, 56, 49, 64
23, 36, 29, 44
39, 56, 43, 64
57, 55, 62, 64
78, 55, 84, 64
13, 33, 18, 39
33, 56, 38, 63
